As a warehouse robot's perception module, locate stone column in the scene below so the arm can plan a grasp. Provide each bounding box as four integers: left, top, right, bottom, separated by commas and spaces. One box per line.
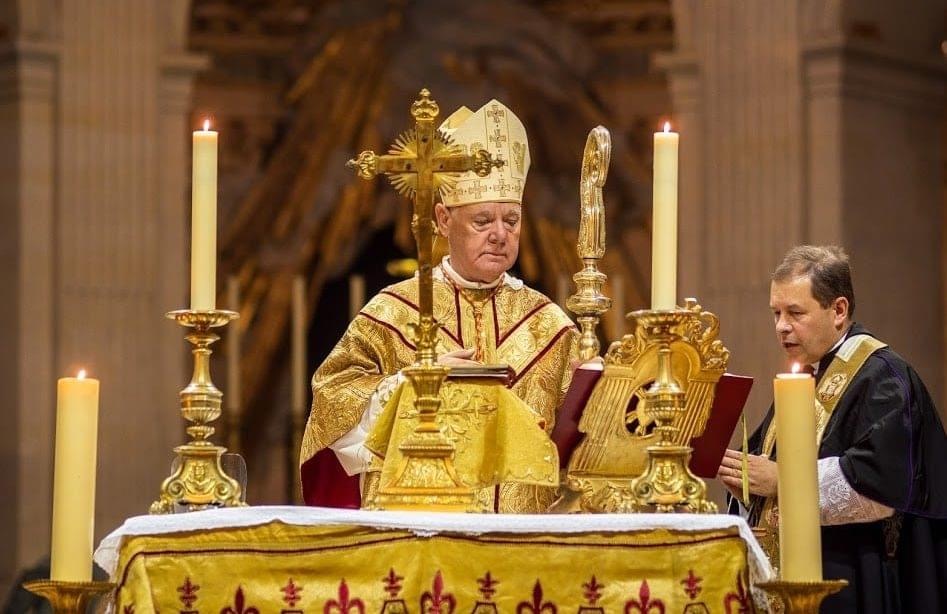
801, 1, 946, 404
0, 17, 61, 589
661, 0, 946, 424
660, 0, 808, 420
0, 0, 205, 591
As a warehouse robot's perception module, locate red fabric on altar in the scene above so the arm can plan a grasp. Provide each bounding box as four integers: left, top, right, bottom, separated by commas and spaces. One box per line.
301, 448, 361, 508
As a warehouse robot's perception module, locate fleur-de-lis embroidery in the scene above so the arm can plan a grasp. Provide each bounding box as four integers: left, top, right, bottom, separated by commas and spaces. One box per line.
178, 577, 199, 609
624, 580, 665, 614
723, 573, 751, 614
583, 576, 604, 606
420, 571, 456, 614
477, 572, 500, 601
221, 586, 260, 614
383, 568, 404, 598
680, 570, 702, 600
324, 579, 365, 614
516, 581, 557, 614
282, 578, 303, 607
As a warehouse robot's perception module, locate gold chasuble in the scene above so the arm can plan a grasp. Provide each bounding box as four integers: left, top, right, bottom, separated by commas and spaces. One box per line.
301, 264, 579, 512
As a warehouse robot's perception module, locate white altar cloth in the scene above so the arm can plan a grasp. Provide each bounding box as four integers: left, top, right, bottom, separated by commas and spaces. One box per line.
95, 505, 774, 583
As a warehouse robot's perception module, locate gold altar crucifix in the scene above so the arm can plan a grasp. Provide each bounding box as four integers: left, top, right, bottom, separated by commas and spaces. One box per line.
346, 88, 503, 510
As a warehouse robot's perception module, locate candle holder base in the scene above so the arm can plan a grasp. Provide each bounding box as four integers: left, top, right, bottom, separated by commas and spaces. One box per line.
755, 579, 847, 613
367, 363, 477, 512
150, 442, 244, 514
23, 579, 114, 614
151, 309, 244, 514
628, 444, 717, 513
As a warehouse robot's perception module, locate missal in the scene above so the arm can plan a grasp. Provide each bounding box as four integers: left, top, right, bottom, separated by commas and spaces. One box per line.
688, 373, 754, 478
446, 363, 515, 387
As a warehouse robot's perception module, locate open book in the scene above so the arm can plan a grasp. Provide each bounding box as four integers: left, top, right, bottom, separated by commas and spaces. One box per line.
552, 366, 753, 475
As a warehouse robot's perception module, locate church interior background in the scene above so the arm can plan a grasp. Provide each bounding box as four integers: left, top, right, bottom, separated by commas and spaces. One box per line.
0, 0, 944, 598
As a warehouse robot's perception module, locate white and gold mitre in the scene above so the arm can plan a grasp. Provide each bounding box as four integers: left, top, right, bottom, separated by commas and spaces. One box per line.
439, 99, 530, 207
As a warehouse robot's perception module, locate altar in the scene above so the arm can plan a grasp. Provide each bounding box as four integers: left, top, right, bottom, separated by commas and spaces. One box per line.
95, 507, 772, 613
28, 89, 836, 614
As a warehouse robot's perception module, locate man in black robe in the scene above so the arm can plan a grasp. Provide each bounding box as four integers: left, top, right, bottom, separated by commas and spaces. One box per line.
718, 245, 947, 613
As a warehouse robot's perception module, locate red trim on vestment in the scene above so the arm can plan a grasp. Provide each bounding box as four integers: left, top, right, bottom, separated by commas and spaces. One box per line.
511, 326, 574, 385
497, 301, 552, 346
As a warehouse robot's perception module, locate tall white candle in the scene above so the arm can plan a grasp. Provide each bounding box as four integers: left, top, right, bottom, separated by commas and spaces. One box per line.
651, 122, 679, 310
190, 120, 218, 310
349, 274, 365, 320
50, 370, 100, 581
291, 276, 307, 417
774, 367, 822, 581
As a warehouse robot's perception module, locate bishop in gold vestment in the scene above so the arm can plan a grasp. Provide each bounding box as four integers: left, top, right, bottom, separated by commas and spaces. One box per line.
300, 99, 579, 512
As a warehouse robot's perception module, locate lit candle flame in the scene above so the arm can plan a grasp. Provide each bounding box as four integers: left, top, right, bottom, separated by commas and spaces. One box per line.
203, 119, 211, 131
77, 369, 87, 380
663, 121, 671, 133
791, 363, 801, 374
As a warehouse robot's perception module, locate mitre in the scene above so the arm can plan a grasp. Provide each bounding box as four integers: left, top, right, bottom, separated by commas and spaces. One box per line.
438, 99, 530, 207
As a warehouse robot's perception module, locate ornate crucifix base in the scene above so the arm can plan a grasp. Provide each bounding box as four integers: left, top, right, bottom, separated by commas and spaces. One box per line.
370, 363, 476, 511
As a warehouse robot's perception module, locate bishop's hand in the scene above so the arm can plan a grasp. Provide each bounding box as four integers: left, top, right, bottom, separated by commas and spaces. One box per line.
438, 348, 480, 367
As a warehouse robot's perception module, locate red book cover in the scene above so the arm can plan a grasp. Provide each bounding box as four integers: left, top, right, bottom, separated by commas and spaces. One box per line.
552, 363, 604, 468
688, 373, 754, 478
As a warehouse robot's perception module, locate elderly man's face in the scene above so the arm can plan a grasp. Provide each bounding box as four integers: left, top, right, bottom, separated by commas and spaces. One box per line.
435, 201, 521, 283
769, 275, 849, 366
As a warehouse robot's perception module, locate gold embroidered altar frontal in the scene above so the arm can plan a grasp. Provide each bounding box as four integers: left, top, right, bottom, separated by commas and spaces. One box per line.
113, 521, 754, 613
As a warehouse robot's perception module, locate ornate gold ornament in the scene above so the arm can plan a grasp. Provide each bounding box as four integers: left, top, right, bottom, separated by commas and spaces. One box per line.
817, 373, 847, 403
346, 88, 503, 511
150, 310, 245, 514
566, 126, 612, 362
755, 579, 848, 613
22, 579, 115, 614
385, 129, 463, 200
566, 299, 729, 513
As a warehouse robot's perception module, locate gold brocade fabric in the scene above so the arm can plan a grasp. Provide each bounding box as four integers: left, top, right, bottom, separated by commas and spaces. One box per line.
364, 380, 559, 510
113, 522, 755, 613
300, 273, 578, 510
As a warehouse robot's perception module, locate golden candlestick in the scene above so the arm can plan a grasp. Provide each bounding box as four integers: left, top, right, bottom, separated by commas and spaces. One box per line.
566, 299, 728, 513
625, 309, 716, 513
567, 126, 612, 361
756, 579, 848, 613
346, 88, 503, 511
150, 309, 245, 514
23, 579, 114, 614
